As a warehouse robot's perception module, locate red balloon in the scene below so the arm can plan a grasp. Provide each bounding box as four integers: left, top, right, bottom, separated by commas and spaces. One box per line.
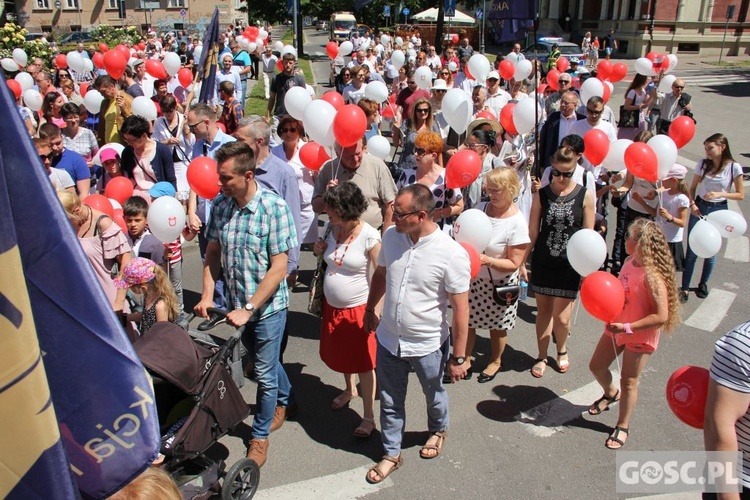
610, 62, 628, 82
556, 57, 569, 73
321, 91, 344, 111
115, 44, 130, 62
333, 104, 367, 147
6, 79, 22, 100
104, 176, 134, 204
214, 122, 226, 133
187, 157, 220, 199
84, 194, 115, 218
459, 242, 481, 279
499, 103, 517, 135
137, 42, 146, 51
572, 76, 581, 90
177, 67, 193, 88
499, 59, 515, 81
276, 59, 284, 72
145, 60, 168, 79
326, 41, 339, 60
381, 102, 396, 119
388, 93, 397, 104
624, 142, 658, 182
666, 366, 709, 429
92, 52, 104, 69
299, 142, 331, 171
451, 34, 459, 44
445, 150, 482, 189
580, 271, 625, 322
79, 82, 89, 97
99, 43, 109, 53
475, 110, 496, 121
545, 69, 560, 91
583, 129, 611, 166
246, 26, 259, 38
660, 57, 671, 72
669, 116, 696, 149
602, 82, 612, 104
56, 54, 68, 69
103, 50, 127, 80
597, 60, 613, 80
112, 208, 128, 233
645, 51, 659, 62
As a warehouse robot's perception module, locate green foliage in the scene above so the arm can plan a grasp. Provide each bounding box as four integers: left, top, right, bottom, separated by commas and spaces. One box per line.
0, 23, 54, 68
89, 25, 142, 48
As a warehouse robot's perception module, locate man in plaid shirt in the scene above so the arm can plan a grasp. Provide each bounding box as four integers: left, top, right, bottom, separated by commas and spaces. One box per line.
195, 141, 297, 469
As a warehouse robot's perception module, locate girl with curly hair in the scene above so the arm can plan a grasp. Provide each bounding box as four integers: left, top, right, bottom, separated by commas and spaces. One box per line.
587, 219, 681, 450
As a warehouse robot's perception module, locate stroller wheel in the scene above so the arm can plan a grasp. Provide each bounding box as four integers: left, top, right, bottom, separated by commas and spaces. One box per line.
221, 458, 260, 500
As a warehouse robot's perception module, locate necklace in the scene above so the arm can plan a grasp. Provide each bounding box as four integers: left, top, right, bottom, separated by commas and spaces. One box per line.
332, 221, 360, 267
552, 184, 577, 205
81, 205, 93, 237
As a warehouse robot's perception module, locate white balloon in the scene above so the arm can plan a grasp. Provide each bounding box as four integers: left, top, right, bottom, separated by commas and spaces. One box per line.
132, 96, 157, 121
706, 210, 748, 239
367, 135, 391, 159
390, 50, 405, 68
83, 89, 104, 114
66, 51, 85, 73
303, 100, 337, 147
658, 74, 676, 93
407, 49, 417, 62
281, 45, 297, 58
360, 39, 371, 50
273, 41, 284, 52
602, 139, 633, 171
512, 97, 539, 135
467, 54, 491, 82
83, 58, 94, 72
580, 77, 604, 105
380, 35, 390, 46
1, 58, 19, 72
148, 196, 186, 244
364, 80, 388, 102
605, 80, 614, 95
162, 52, 181, 77
454, 209, 493, 253
667, 54, 678, 72
689, 219, 723, 258
193, 46, 203, 61
93, 143, 125, 166
448, 61, 458, 72
414, 66, 432, 90
442, 89, 472, 134
407, 42, 414, 50
648, 135, 678, 179
284, 86, 312, 120
15, 72, 34, 91
259, 29, 269, 40
514, 59, 533, 81
247, 42, 257, 53
395, 37, 403, 47
23, 88, 43, 111
505, 52, 520, 65
635, 57, 655, 76
567, 229, 607, 277
237, 35, 248, 50
12, 48, 28, 67
338, 41, 353, 57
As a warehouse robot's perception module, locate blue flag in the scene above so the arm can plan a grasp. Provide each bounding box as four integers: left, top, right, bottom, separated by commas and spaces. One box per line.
488, 0, 537, 43
198, 7, 221, 104
0, 80, 160, 498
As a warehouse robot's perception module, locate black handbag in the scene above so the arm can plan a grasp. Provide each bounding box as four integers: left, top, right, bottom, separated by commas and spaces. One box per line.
618, 105, 638, 128
487, 267, 520, 307
308, 224, 334, 317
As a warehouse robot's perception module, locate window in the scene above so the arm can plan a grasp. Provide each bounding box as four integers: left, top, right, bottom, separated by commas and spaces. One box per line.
108, 0, 117, 8
234, 0, 243, 9
66, 0, 79, 8
168, 0, 184, 6
36, 0, 50, 9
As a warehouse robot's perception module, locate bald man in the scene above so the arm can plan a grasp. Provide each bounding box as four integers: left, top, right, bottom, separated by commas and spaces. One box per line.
652, 77, 693, 135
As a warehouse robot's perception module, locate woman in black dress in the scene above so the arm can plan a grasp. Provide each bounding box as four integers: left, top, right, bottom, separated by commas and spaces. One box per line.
524, 146, 596, 378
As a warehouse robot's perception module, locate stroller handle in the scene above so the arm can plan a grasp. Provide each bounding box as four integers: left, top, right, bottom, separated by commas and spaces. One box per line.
183, 307, 229, 324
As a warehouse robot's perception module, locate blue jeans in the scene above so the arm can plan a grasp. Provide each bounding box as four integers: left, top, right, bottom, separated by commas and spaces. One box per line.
242, 309, 292, 439
198, 229, 227, 310
682, 198, 728, 290
376, 340, 450, 458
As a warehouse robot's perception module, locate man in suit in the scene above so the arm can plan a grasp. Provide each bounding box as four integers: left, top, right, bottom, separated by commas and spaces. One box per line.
539, 91, 584, 171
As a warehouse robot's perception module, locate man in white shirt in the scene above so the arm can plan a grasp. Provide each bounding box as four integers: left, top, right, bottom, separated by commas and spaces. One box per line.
568, 96, 617, 172
363, 184, 471, 484
425, 46, 442, 78
484, 71, 511, 116
260, 45, 278, 100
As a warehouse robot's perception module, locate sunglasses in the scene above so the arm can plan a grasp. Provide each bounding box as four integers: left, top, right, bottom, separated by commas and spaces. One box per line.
407, 81, 416, 85
415, 108, 430, 114
38, 153, 54, 161
559, 80, 571, 84
586, 108, 603, 116
551, 169, 575, 178
392, 209, 420, 220
673, 85, 684, 89
414, 147, 429, 156
280, 127, 297, 134
441, 71, 450, 75
187, 120, 204, 131
59, 73, 70, 78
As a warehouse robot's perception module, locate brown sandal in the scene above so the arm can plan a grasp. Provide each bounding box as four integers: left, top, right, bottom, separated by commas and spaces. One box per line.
365, 455, 403, 484
419, 431, 447, 459
353, 417, 377, 438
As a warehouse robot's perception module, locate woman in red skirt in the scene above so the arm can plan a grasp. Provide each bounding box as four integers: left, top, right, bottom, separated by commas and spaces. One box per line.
313, 182, 382, 438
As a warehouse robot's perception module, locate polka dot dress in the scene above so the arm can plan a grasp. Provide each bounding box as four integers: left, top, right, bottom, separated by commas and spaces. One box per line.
469, 272, 520, 331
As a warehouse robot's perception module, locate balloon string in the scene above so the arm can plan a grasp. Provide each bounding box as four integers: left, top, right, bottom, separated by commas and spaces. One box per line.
611, 332, 622, 375
573, 298, 580, 325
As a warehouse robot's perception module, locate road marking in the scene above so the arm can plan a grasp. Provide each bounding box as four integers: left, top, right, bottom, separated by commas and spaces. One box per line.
254, 465, 392, 499
516, 378, 617, 437
684, 289, 736, 332
626, 492, 702, 500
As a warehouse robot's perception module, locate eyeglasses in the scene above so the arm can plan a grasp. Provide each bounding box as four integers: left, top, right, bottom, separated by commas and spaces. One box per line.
187, 120, 204, 131
38, 153, 53, 161
414, 147, 429, 156
415, 108, 430, 114
122, 135, 140, 144
280, 127, 297, 134
356, 73, 366, 78
558, 80, 571, 84
586, 108, 603, 116
435, 89, 447, 93
441, 71, 450, 75
58, 73, 70, 78
551, 169, 575, 178
392, 210, 420, 220
672, 85, 684, 89
464, 142, 486, 150
343, 73, 351, 77
407, 81, 416, 85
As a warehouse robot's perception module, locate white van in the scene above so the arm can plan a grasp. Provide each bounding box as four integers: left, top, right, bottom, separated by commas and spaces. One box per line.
330, 12, 356, 43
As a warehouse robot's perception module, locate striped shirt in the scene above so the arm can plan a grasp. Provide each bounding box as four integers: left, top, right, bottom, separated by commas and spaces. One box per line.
205, 185, 298, 319
710, 320, 750, 488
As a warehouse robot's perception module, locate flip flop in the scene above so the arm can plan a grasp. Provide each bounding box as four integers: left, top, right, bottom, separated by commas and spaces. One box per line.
588, 390, 620, 415
605, 426, 629, 449
331, 390, 356, 411
419, 431, 446, 459
531, 358, 548, 378
365, 455, 403, 484
353, 417, 377, 438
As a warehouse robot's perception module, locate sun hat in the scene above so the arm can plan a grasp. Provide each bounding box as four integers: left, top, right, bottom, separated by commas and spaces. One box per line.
467, 118, 503, 138
664, 164, 688, 180
486, 70, 500, 80
114, 257, 157, 289
430, 78, 448, 91
100, 148, 120, 163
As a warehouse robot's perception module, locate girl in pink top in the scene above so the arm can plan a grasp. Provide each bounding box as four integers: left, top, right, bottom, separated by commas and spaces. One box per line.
587, 219, 682, 449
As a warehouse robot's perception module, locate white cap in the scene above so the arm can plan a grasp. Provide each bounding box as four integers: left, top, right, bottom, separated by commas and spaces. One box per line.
431, 78, 448, 90
486, 70, 500, 80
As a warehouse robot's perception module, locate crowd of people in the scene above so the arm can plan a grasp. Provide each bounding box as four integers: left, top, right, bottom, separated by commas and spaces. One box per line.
9, 21, 748, 492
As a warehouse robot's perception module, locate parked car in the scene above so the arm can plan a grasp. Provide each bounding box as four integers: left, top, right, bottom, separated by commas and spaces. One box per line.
59, 31, 92, 44
317, 21, 328, 31
522, 37, 584, 68
25, 33, 48, 42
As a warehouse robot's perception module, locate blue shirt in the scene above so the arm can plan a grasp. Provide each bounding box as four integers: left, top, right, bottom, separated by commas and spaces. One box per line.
52, 148, 91, 183
193, 129, 236, 223
232, 50, 252, 80
255, 154, 302, 274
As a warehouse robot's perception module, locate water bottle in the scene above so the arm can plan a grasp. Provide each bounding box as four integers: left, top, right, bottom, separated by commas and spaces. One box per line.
519, 280, 528, 301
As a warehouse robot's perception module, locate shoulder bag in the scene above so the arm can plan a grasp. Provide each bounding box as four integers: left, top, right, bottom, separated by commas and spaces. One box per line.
308, 224, 334, 317
487, 267, 520, 307
618, 105, 639, 128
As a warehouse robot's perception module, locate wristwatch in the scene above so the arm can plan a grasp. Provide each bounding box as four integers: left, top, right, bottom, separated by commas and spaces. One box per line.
623, 323, 633, 335
244, 302, 256, 314
451, 355, 466, 365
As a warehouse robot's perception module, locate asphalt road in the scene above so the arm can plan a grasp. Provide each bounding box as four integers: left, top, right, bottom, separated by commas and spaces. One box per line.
183, 29, 750, 499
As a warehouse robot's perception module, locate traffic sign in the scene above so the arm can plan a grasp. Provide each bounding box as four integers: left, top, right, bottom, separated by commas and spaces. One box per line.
402, 7, 409, 15
445, 0, 456, 17
383, 5, 390, 16
54, 0, 62, 9
476, 8, 483, 19
179, 8, 187, 18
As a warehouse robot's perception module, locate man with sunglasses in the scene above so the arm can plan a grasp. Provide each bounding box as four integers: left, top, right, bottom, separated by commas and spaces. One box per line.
425, 46, 442, 78
651, 77, 693, 135
362, 183, 470, 484
36, 137, 75, 193
544, 74, 573, 116
568, 96, 617, 172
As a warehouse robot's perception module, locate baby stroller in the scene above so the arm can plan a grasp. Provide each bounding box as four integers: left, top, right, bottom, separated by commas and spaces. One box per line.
134, 320, 259, 499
